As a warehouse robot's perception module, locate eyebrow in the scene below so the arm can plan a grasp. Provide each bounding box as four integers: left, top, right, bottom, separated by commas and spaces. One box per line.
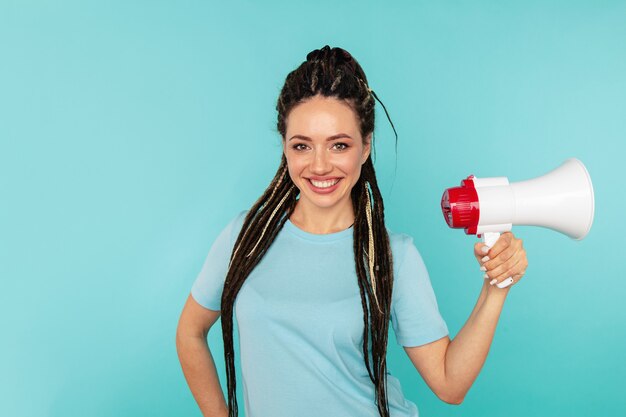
288, 133, 353, 142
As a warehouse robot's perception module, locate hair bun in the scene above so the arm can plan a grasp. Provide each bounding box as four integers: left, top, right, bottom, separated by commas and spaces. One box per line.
306, 45, 331, 62
306, 45, 357, 74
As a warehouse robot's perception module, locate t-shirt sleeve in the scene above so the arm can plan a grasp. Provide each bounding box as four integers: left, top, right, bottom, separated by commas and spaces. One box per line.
390, 234, 449, 347
190, 210, 247, 311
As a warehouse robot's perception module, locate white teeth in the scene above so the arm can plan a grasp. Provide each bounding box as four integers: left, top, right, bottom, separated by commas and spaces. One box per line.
310, 179, 339, 188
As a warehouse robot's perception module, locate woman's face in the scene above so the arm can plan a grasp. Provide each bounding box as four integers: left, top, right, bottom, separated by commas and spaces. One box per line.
283, 94, 371, 214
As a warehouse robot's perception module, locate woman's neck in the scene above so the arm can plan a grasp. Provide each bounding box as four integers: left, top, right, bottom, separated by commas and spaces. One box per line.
289, 199, 355, 234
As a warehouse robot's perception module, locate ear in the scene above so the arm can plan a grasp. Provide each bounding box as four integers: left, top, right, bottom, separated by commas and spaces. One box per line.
361, 133, 372, 164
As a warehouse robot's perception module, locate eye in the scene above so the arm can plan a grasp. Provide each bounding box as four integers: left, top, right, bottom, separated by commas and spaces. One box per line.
292, 143, 309, 151
333, 142, 349, 151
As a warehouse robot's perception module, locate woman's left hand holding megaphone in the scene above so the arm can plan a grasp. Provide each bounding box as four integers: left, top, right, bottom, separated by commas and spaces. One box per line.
474, 231, 528, 289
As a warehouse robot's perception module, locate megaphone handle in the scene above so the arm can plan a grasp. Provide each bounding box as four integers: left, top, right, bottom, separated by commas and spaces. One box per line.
482, 232, 514, 289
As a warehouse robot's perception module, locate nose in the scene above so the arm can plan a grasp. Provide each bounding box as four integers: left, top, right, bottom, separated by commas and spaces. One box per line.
311, 149, 332, 174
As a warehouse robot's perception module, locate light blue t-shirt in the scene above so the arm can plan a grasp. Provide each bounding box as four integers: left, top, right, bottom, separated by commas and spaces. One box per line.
191, 210, 449, 417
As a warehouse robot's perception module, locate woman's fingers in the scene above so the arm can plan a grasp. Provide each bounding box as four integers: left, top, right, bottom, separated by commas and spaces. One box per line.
474, 232, 515, 262
476, 232, 528, 287
483, 238, 520, 271
474, 241, 490, 264
485, 248, 527, 285
485, 232, 514, 259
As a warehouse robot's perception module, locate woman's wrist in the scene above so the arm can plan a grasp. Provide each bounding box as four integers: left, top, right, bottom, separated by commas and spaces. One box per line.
483, 279, 511, 299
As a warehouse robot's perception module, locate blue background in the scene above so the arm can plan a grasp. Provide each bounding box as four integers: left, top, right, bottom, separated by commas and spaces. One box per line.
1, 1, 624, 416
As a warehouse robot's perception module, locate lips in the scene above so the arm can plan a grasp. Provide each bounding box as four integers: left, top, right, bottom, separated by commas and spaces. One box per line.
309, 178, 340, 188
306, 177, 342, 194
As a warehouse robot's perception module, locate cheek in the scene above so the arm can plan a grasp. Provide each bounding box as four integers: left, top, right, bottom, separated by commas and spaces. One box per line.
338, 155, 363, 176
285, 155, 305, 174
285, 158, 304, 184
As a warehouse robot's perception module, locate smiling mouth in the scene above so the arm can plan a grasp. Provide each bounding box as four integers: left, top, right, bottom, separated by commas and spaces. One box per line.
308, 178, 341, 188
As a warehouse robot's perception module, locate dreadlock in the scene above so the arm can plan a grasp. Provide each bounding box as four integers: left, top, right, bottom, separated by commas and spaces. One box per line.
220, 45, 399, 417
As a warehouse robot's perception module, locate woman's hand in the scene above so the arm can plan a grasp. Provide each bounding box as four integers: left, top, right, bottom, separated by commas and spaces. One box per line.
474, 232, 528, 288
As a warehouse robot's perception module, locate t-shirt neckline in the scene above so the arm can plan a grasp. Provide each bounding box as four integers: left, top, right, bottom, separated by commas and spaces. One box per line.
284, 218, 353, 242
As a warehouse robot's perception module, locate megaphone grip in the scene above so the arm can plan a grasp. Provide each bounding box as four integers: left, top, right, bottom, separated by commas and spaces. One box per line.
482, 232, 514, 289
497, 278, 514, 288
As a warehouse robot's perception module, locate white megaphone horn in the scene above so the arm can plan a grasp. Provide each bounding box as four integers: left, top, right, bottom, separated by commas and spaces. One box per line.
441, 158, 595, 288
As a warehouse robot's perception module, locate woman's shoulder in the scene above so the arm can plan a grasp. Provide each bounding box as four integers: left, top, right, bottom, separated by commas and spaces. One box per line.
215, 209, 249, 242
385, 226, 427, 273
234, 208, 249, 223
230, 209, 249, 233
385, 226, 415, 249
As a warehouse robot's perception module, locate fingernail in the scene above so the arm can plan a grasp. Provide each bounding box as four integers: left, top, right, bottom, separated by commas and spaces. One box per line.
489, 279, 497, 285
483, 273, 489, 279
480, 266, 486, 272
481, 256, 490, 262
481, 246, 489, 254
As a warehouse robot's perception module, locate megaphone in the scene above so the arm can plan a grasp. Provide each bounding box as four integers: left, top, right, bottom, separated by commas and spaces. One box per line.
441, 158, 595, 288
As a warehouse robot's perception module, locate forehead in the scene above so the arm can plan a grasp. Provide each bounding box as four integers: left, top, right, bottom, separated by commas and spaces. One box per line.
286, 95, 360, 137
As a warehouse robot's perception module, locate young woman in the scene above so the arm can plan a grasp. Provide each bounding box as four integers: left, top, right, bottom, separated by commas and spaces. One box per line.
176, 45, 528, 417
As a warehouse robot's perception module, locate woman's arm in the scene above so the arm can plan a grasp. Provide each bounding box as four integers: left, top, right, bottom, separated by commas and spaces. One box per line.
403, 232, 527, 404
446, 280, 511, 403
176, 295, 229, 417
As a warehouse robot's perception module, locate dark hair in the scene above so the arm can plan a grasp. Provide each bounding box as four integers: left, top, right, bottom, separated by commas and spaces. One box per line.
220, 45, 398, 417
